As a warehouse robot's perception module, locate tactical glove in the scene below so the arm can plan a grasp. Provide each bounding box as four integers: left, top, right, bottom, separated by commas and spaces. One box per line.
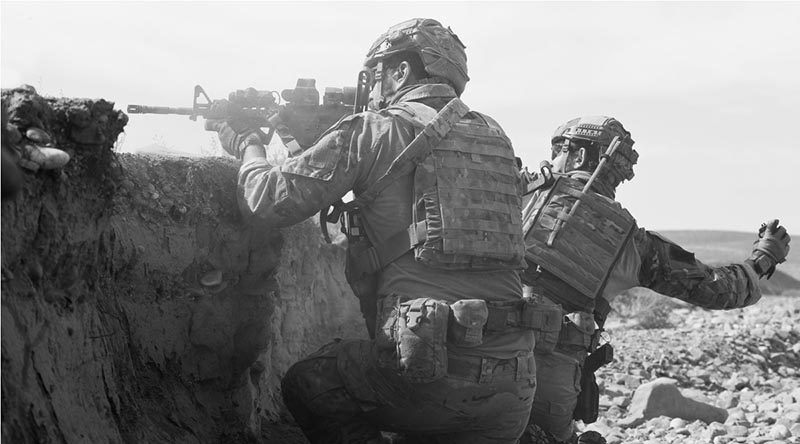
748, 219, 790, 278
204, 99, 268, 160
3, 86, 71, 174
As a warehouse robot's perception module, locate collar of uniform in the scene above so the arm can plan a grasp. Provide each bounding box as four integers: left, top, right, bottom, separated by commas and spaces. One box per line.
567, 170, 616, 199
388, 83, 456, 105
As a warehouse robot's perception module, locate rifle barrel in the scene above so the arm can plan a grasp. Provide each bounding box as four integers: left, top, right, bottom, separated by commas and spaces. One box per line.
127, 105, 197, 116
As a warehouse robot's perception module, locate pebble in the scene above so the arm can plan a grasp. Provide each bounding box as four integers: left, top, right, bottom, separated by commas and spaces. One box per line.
669, 418, 686, 429
718, 390, 738, 409
727, 425, 748, 437
701, 422, 727, 441
768, 424, 790, 439
200, 270, 223, 287
26, 127, 51, 144
594, 297, 800, 442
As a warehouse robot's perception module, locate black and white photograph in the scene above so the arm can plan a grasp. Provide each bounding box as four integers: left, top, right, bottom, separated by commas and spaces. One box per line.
1, 2, 798, 443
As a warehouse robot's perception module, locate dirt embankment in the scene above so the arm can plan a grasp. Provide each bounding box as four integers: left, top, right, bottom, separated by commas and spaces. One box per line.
1, 88, 362, 443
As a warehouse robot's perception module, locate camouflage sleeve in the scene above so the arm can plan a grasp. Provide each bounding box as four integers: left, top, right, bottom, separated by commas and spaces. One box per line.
237, 112, 390, 227
634, 229, 762, 309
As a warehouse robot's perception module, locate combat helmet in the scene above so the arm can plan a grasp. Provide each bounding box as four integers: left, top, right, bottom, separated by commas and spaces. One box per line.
364, 18, 469, 95
552, 116, 639, 184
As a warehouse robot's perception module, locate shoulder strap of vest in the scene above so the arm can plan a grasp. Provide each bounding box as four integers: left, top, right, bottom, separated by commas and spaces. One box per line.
349, 97, 469, 211
343, 98, 470, 273
319, 101, 460, 242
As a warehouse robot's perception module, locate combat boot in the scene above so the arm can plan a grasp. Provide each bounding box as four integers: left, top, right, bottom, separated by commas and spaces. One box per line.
576, 431, 606, 444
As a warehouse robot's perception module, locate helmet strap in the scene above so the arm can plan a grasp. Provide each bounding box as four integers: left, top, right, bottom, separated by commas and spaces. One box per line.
368, 61, 388, 110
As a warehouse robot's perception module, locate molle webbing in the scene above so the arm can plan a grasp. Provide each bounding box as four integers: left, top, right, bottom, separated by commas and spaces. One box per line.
343, 98, 471, 278
413, 115, 525, 269
352, 98, 470, 210
522, 176, 636, 311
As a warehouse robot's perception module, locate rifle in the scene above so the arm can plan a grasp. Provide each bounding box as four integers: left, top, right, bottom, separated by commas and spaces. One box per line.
127, 77, 370, 154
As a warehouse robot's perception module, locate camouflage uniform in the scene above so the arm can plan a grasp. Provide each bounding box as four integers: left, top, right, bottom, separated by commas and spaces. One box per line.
233, 15, 537, 436
520, 116, 780, 444
249, 82, 536, 444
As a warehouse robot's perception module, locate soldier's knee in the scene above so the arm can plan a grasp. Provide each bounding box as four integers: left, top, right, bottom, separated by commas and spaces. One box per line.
282, 356, 339, 403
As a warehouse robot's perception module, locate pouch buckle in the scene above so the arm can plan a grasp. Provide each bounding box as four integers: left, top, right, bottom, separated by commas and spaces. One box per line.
405, 298, 428, 330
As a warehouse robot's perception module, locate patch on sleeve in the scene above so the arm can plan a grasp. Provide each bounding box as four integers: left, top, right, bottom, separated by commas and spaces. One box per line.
280, 129, 347, 181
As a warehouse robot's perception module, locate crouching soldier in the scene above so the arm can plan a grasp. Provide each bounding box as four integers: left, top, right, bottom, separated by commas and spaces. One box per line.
208, 18, 539, 443
518, 116, 790, 444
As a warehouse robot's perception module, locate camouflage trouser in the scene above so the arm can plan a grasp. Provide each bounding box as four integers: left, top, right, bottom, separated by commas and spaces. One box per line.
528, 351, 582, 442
525, 315, 592, 443
281, 339, 536, 444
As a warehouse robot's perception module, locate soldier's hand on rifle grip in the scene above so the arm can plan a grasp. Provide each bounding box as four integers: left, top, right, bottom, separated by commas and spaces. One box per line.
748, 219, 790, 278
205, 117, 268, 161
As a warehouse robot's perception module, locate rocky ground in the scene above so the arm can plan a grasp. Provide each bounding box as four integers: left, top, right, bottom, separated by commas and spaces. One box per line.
581, 294, 800, 444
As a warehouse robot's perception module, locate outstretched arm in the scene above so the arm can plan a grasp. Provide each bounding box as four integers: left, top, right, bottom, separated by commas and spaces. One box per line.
634, 220, 790, 310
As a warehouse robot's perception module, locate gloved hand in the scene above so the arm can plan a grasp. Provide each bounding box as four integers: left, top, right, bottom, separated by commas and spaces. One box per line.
748, 219, 790, 278
3, 85, 70, 174
16, 127, 71, 171
204, 99, 268, 160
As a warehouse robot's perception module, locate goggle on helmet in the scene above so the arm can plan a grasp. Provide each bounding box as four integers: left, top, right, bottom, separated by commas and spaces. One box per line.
363, 18, 470, 96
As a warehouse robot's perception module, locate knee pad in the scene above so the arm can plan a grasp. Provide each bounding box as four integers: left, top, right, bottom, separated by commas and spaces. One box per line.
282, 341, 364, 420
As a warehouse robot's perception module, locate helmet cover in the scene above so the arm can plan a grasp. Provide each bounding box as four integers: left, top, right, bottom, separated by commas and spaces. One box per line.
365, 18, 469, 95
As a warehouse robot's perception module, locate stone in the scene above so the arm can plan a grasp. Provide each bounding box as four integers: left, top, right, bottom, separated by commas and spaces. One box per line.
758, 401, 779, 413
718, 390, 738, 409
200, 269, 223, 287
725, 410, 750, 427
790, 423, 800, 437
624, 374, 642, 389
700, 422, 727, 442
727, 425, 748, 437
669, 418, 686, 428
740, 390, 756, 403
604, 384, 627, 397
767, 424, 790, 440
26, 127, 52, 144
618, 378, 728, 428
611, 396, 629, 408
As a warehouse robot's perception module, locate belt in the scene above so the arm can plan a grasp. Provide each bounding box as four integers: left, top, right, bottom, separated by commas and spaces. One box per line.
485, 299, 562, 333
447, 352, 535, 383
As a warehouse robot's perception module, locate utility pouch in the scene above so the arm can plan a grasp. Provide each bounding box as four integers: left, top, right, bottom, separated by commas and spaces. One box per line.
573, 343, 614, 423
573, 371, 600, 423
448, 299, 489, 346
522, 299, 563, 354
558, 316, 593, 353
375, 295, 450, 383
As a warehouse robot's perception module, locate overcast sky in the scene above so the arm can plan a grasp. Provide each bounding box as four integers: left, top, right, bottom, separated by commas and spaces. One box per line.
2, 1, 798, 233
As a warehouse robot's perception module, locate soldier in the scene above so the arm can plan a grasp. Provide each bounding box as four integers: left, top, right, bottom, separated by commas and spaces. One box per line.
207, 18, 539, 443
518, 116, 791, 444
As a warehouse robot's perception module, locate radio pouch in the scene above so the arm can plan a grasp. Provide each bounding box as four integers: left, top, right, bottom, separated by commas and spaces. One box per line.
376, 295, 450, 383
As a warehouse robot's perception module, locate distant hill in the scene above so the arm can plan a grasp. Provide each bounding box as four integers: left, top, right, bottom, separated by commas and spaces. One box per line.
659, 230, 800, 295
128, 143, 201, 157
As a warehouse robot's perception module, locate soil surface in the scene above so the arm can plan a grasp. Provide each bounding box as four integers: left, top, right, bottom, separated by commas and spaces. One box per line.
1, 89, 363, 444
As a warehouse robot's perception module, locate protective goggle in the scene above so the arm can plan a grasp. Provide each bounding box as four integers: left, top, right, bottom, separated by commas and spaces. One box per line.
551, 137, 598, 158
